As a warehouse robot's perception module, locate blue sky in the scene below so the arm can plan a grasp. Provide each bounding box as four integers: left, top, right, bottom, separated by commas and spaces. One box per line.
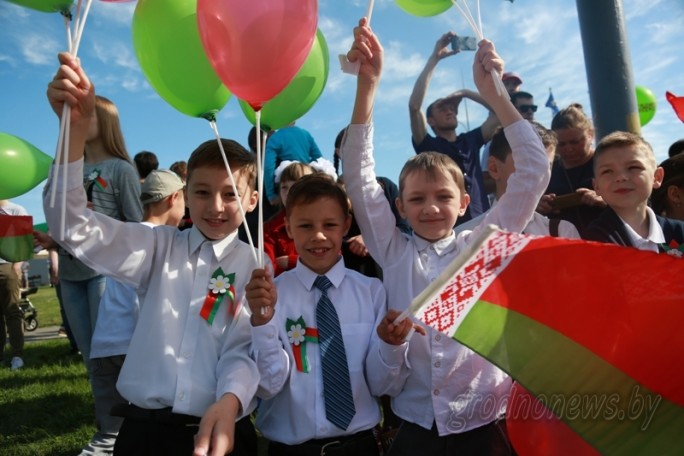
2, 0, 683, 223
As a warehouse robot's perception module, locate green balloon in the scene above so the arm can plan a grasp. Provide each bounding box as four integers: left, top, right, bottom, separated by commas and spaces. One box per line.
239, 29, 329, 131
7, 0, 73, 13
0, 133, 52, 199
395, 0, 452, 17
636, 85, 657, 127
132, 0, 230, 120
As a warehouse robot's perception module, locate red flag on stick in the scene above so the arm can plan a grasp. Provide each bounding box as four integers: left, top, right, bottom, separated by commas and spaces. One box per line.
410, 226, 684, 455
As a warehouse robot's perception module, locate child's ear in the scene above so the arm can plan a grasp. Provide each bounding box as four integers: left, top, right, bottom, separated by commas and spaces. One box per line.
395, 196, 406, 219
284, 215, 293, 240
487, 156, 500, 180
459, 192, 471, 216
343, 214, 352, 236
246, 190, 258, 212
652, 166, 665, 189
668, 185, 682, 206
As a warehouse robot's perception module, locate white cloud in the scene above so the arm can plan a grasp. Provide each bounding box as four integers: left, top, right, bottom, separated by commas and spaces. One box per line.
19, 34, 60, 65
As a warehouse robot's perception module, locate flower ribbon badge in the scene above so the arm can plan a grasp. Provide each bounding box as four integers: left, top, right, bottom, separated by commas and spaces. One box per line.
660, 239, 684, 258
200, 267, 237, 324
286, 316, 318, 373
87, 168, 108, 190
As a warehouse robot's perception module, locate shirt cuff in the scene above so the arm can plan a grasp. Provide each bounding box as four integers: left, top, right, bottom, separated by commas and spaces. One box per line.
251, 320, 281, 351
378, 338, 409, 367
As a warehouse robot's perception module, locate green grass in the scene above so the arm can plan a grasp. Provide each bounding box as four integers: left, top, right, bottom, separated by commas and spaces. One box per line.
26, 286, 63, 328
0, 339, 94, 456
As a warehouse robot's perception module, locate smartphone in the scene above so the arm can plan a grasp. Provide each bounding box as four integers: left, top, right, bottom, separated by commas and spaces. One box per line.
451, 35, 477, 52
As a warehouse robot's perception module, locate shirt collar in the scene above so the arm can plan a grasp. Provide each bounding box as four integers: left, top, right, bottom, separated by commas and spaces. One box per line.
295, 256, 346, 291
621, 207, 666, 245
188, 225, 240, 261
414, 230, 457, 256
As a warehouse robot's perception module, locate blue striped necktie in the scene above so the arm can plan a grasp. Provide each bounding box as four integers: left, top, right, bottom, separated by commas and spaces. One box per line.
314, 275, 356, 430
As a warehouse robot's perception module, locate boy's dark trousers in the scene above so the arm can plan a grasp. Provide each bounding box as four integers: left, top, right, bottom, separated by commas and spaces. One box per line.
112, 404, 257, 456
386, 419, 514, 456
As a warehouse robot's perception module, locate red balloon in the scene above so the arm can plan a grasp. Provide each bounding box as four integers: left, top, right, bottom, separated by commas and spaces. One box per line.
197, 0, 318, 111
506, 383, 600, 456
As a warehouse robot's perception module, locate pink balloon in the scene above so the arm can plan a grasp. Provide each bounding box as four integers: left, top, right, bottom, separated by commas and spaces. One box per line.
197, 0, 318, 111
506, 383, 600, 456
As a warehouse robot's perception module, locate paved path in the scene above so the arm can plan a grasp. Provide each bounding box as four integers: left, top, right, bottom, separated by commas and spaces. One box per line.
24, 325, 65, 343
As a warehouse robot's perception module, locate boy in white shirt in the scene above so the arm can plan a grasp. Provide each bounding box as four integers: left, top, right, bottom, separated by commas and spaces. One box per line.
246, 174, 387, 455
341, 19, 550, 454
44, 52, 259, 456
456, 122, 580, 238
583, 131, 684, 251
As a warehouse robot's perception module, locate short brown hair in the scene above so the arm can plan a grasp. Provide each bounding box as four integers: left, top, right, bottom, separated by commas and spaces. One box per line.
489, 122, 557, 163
187, 139, 256, 189
594, 131, 656, 170
398, 152, 466, 196
286, 174, 350, 217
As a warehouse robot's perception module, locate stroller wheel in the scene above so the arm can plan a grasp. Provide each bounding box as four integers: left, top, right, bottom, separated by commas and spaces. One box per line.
24, 317, 38, 332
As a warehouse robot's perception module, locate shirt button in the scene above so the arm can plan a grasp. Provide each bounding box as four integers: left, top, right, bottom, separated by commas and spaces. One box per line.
183, 352, 191, 359
435, 334, 442, 341
434, 361, 441, 368
178, 392, 185, 400
433, 389, 440, 396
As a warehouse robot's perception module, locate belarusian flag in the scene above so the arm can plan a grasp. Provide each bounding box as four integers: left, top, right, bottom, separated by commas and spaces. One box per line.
0, 215, 33, 262
410, 226, 684, 454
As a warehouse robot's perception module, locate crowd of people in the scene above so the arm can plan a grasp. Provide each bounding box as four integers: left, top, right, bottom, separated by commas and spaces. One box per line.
4, 16, 682, 456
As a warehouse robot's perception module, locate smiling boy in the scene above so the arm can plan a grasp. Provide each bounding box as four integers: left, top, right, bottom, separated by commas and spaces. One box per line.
583, 131, 684, 251
340, 19, 550, 455
44, 52, 260, 456
246, 174, 387, 455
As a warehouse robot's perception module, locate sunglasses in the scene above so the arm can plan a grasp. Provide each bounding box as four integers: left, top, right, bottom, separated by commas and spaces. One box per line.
518, 104, 538, 113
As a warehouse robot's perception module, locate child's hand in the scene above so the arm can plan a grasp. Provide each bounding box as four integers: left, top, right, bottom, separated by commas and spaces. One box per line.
47, 52, 95, 126
377, 309, 426, 345
245, 268, 277, 326
537, 193, 557, 215
346, 234, 369, 257
193, 393, 239, 456
576, 187, 606, 207
347, 17, 383, 86
472, 40, 505, 104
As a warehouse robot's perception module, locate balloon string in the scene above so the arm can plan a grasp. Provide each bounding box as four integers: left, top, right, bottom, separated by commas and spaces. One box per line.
255, 111, 269, 318
50, 0, 93, 240
450, 0, 506, 97
208, 120, 258, 265
366, 0, 375, 25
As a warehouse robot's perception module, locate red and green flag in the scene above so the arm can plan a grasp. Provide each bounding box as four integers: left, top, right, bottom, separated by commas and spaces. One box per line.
0, 214, 33, 262
410, 227, 684, 455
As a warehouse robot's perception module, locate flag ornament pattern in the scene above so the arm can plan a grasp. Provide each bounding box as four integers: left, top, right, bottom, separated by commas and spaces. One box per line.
0, 214, 33, 262
410, 226, 684, 455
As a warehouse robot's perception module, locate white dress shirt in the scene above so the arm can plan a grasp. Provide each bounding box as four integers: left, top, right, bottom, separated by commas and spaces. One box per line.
44, 160, 259, 418
455, 200, 581, 238
251, 258, 386, 444
341, 120, 550, 436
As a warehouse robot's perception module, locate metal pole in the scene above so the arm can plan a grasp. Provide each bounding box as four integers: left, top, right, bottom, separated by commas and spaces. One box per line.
575, 0, 640, 140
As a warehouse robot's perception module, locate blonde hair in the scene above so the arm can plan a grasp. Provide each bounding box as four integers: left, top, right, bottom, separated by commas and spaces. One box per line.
94, 95, 132, 162
279, 162, 313, 186
398, 152, 466, 196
